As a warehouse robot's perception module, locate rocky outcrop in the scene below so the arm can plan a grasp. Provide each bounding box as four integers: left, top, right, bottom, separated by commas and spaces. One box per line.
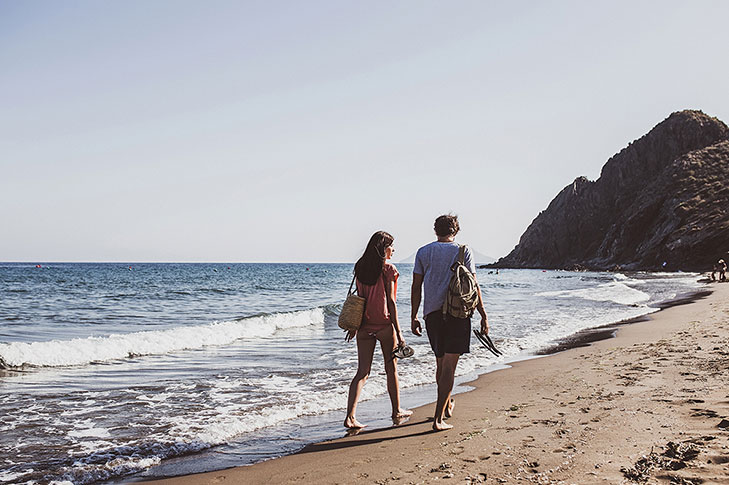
493, 110, 729, 271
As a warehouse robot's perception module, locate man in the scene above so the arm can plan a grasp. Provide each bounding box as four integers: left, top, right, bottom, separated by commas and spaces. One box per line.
411, 214, 489, 431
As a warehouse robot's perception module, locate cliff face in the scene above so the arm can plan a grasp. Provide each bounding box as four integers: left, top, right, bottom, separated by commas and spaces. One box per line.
494, 110, 729, 271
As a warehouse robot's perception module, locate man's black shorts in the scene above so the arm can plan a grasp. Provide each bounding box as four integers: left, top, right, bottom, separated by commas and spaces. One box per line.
425, 310, 471, 357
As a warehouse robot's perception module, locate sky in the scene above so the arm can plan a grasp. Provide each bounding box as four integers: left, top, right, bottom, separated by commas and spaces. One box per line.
2, 1, 728, 262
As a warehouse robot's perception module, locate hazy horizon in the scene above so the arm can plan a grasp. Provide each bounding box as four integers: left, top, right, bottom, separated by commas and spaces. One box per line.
3, 1, 729, 263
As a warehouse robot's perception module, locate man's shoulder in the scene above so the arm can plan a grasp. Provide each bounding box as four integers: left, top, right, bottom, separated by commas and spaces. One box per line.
414, 242, 438, 275
415, 241, 437, 257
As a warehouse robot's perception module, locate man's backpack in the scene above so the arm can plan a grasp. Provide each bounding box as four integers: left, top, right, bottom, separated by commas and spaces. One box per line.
443, 245, 480, 319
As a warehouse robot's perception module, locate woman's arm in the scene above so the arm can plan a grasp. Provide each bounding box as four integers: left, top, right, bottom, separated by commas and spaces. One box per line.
385, 277, 404, 346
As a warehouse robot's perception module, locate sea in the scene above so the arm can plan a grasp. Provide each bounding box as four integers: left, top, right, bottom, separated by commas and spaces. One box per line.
0, 263, 707, 484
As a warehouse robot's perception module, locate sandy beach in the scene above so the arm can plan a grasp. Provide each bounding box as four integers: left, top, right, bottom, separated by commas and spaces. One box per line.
138, 282, 729, 484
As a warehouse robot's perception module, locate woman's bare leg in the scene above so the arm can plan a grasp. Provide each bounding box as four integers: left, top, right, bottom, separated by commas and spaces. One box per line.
344, 333, 377, 428
378, 327, 412, 419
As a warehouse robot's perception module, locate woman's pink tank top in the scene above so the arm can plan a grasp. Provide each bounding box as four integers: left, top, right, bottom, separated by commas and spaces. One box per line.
356, 263, 399, 331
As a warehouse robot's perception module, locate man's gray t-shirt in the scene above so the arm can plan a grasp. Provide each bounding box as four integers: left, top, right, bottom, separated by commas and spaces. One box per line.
413, 241, 476, 316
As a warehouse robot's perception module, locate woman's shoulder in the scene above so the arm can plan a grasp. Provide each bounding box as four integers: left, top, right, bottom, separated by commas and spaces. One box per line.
384, 262, 399, 277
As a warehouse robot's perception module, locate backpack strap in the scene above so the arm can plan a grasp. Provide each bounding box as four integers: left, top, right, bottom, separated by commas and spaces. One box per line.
348, 274, 357, 296
451, 245, 467, 272
445, 246, 465, 316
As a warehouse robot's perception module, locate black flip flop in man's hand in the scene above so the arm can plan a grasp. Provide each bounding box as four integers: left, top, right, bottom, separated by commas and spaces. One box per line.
473, 330, 502, 357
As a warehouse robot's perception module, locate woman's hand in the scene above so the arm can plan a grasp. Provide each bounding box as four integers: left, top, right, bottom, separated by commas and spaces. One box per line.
344, 329, 357, 342
396, 331, 405, 347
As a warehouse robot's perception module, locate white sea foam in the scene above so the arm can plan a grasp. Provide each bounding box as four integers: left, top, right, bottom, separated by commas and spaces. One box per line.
0, 308, 325, 368
536, 281, 650, 305
0, 469, 30, 483
51, 455, 162, 485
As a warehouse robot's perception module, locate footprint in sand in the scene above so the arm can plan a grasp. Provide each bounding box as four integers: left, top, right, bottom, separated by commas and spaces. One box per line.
691, 408, 720, 418
707, 455, 729, 464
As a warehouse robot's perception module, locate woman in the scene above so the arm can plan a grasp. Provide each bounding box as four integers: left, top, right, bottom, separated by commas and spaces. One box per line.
344, 231, 412, 429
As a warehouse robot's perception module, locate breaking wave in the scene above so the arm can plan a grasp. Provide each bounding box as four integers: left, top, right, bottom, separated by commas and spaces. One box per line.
0, 307, 325, 369
536, 280, 651, 306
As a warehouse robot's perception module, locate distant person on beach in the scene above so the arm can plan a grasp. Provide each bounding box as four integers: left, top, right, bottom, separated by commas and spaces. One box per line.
343, 231, 412, 429
720, 259, 727, 282
411, 215, 489, 431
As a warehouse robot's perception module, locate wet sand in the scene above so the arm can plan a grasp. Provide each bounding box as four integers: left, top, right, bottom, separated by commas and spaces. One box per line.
137, 283, 729, 484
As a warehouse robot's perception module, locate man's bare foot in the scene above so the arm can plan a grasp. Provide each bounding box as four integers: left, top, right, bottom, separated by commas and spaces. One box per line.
432, 420, 454, 431
444, 398, 455, 418
344, 416, 366, 429
392, 409, 413, 419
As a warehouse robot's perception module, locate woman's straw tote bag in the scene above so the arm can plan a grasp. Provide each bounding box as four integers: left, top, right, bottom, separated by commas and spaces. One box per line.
338, 275, 365, 331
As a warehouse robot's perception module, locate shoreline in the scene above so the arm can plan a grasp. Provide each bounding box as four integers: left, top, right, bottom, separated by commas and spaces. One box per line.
133, 284, 729, 484
536, 288, 713, 356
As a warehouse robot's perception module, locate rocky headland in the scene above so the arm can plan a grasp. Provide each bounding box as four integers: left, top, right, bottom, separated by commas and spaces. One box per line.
492, 110, 729, 271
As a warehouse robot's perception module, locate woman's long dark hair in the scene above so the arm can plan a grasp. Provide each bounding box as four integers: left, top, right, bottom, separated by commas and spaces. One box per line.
354, 231, 394, 285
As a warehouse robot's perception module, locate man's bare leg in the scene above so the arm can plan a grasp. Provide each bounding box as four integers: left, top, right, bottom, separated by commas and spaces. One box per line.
435, 356, 455, 419
433, 353, 460, 431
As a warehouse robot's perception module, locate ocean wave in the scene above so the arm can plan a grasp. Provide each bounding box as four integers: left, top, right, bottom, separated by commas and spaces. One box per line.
536, 281, 650, 305
322, 302, 343, 317
3, 442, 174, 485
0, 308, 325, 369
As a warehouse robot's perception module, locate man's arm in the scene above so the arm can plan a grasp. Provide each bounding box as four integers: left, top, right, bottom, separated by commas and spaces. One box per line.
464, 246, 489, 334
410, 273, 424, 336
474, 277, 489, 335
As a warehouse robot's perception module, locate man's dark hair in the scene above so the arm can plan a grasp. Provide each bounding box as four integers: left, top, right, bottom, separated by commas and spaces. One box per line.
434, 214, 459, 237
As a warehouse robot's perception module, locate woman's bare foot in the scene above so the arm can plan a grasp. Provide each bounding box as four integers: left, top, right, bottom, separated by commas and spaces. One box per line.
432, 419, 454, 431
392, 408, 413, 419
391, 409, 413, 425
444, 398, 455, 418
344, 416, 366, 429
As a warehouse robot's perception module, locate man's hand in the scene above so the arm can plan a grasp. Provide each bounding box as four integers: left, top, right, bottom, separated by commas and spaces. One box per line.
480, 316, 489, 335
411, 318, 422, 337
344, 329, 357, 342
